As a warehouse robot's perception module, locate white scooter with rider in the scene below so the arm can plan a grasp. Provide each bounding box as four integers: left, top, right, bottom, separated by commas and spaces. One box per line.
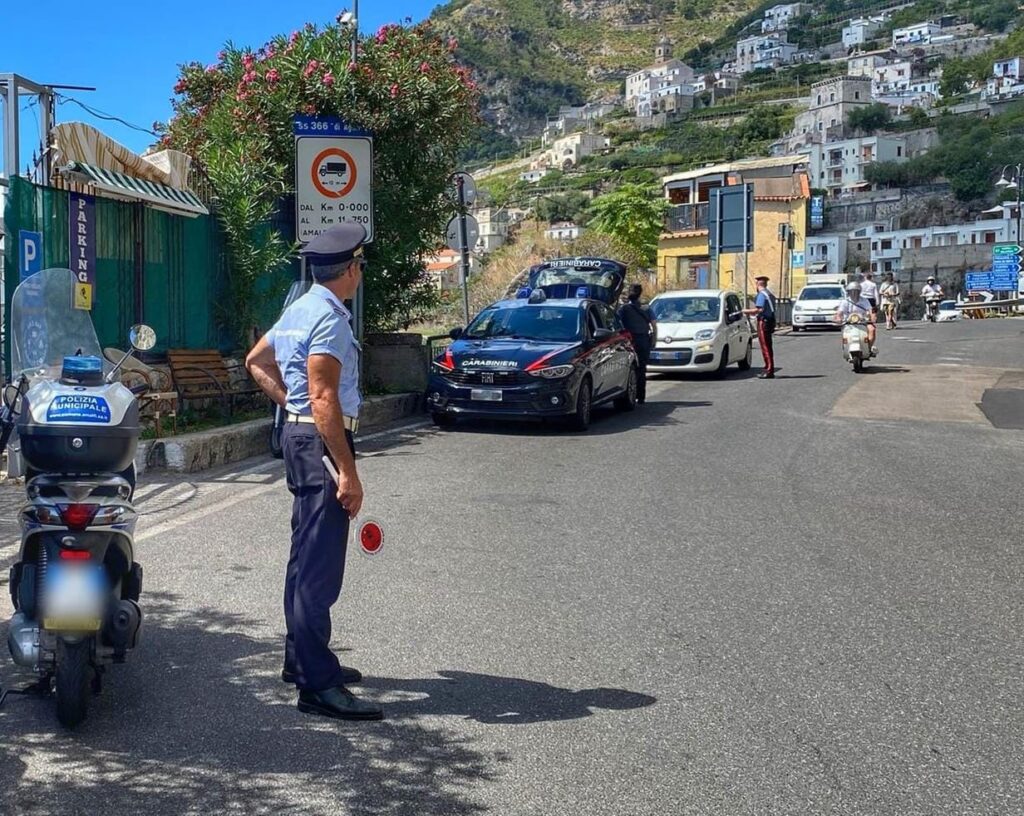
835, 281, 878, 373
921, 276, 944, 322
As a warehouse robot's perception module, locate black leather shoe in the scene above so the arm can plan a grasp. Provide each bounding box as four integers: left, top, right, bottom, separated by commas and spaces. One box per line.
298, 686, 383, 721
282, 666, 363, 685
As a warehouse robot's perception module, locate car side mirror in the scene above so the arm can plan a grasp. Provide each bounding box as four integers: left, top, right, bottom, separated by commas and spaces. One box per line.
593, 328, 615, 341
449, 327, 463, 340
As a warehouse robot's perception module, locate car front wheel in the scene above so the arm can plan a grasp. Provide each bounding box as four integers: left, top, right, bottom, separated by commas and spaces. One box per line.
738, 340, 752, 370
570, 378, 593, 431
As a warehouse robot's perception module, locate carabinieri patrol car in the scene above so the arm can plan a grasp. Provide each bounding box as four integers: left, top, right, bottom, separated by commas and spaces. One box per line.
427, 257, 638, 431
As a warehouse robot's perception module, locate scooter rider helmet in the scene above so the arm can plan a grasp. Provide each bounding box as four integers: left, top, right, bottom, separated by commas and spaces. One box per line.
846, 282, 862, 294
926, 276, 936, 283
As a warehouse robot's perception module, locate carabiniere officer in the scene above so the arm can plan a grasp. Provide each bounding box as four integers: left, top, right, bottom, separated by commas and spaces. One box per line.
246, 222, 382, 721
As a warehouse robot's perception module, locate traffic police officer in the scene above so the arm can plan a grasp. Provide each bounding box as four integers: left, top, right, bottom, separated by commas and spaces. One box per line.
743, 275, 776, 379
245, 222, 383, 721
617, 283, 657, 404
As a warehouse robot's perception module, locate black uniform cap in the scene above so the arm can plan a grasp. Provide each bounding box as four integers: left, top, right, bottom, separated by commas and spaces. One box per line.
300, 223, 367, 281
754, 275, 770, 283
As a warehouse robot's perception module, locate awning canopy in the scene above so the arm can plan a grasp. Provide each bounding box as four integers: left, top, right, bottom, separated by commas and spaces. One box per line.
61, 161, 209, 217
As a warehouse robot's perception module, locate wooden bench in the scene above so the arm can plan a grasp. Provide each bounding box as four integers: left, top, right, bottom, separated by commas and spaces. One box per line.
167, 349, 262, 416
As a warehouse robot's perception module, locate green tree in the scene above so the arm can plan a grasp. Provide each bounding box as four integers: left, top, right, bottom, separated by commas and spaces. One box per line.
163, 19, 478, 342
587, 184, 667, 267
847, 103, 891, 133
939, 58, 973, 98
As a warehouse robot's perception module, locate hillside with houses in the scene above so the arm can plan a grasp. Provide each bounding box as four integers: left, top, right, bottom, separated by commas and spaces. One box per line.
421, 0, 1024, 306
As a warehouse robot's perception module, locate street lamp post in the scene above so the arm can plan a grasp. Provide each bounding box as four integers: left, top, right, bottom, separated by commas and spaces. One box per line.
995, 163, 1022, 244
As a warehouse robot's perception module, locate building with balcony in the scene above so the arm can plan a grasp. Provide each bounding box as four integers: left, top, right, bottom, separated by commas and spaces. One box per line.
846, 217, 1015, 275
847, 51, 891, 78
542, 101, 620, 146
657, 155, 811, 295
762, 3, 811, 32
735, 33, 799, 74
799, 134, 908, 196
805, 235, 847, 275
986, 56, 1024, 99
423, 249, 463, 292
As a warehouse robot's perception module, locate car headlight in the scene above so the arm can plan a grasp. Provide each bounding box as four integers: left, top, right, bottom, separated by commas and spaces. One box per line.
794, 304, 803, 311
527, 364, 574, 379
693, 329, 717, 341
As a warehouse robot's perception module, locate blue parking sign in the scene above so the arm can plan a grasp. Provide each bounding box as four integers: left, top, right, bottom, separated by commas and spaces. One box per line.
19, 230, 42, 281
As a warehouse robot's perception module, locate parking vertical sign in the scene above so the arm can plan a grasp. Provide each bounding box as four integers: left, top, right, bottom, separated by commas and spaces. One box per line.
294, 116, 374, 244
19, 230, 42, 281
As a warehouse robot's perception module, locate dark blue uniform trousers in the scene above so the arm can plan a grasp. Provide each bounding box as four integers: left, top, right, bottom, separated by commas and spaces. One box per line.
281, 423, 354, 691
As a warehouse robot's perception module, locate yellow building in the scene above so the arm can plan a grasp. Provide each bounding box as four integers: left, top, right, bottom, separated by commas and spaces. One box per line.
657, 155, 811, 302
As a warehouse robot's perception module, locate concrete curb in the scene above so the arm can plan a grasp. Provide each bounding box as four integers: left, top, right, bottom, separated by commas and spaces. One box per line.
136, 392, 423, 475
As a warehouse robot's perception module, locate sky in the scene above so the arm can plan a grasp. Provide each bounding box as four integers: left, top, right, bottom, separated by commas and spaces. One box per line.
3, 0, 441, 162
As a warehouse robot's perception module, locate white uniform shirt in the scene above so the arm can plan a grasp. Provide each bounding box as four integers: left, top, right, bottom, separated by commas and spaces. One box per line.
859, 278, 879, 301
921, 283, 942, 298
837, 297, 874, 322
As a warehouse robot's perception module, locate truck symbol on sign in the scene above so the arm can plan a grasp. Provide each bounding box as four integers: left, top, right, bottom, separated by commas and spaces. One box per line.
319, 161, 348, 178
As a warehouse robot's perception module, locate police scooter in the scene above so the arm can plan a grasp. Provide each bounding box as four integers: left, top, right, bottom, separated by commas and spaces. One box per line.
841, 313, 871, 373
2, 268, 155, 727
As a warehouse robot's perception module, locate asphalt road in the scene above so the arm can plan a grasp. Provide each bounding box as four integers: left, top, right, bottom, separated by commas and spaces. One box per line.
1, 318, 1022, 816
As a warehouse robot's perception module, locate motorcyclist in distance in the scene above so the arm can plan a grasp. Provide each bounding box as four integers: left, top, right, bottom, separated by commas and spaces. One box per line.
835, 280, 878, 356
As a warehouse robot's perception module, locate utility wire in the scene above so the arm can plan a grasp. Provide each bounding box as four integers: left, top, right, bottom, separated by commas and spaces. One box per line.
56, 93, 159, 136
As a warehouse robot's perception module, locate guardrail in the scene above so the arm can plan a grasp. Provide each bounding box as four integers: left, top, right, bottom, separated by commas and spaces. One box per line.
424, 334, 452, 375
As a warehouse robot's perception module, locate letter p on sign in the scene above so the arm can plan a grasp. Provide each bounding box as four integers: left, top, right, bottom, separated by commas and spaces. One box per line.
19, 230, 42, 281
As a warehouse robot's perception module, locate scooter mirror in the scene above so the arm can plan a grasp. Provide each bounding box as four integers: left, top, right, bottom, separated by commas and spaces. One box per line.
129, 324, 157, 352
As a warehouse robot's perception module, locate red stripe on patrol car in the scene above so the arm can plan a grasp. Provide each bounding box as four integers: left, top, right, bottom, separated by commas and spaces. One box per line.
524, 343, 581, 371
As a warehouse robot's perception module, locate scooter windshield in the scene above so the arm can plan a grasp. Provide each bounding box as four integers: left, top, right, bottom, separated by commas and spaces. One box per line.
10, 268, 107, 378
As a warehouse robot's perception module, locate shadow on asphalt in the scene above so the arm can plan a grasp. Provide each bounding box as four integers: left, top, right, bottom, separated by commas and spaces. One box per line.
859, 365, 911, 375
0, 592, 498, 816
363, 671, 656, 725
435, 398, 703, 437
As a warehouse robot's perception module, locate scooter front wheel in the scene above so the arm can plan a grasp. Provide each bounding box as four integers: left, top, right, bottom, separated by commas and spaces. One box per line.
55, 637, 93, 728
852, 355, 864, 373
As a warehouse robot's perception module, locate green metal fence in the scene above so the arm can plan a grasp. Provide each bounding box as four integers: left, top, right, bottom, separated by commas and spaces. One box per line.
3, 176, 233, 371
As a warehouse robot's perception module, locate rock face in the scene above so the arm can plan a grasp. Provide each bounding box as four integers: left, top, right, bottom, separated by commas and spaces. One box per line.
432, 0, 760, 137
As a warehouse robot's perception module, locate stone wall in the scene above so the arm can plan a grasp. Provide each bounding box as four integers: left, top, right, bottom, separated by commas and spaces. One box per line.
364, 333, 428, 393
824, 184, 953, 230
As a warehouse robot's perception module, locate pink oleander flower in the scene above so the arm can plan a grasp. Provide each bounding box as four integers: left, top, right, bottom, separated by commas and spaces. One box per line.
322, 72, 335, 87
290, 31, 300, 43
447, 37, 458, 52
242, 54, 255, 69
348, 61, 357, 72
390, 83, 400, 98
266, 69, 280, 84
205, 64, 218, 73
303, 59, 319, 78
173, 79, 188, 94
419, 61, 431, 74
218, 50, 226, 61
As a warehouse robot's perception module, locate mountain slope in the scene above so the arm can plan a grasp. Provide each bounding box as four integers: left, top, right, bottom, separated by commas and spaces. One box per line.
432, 0, 763, 136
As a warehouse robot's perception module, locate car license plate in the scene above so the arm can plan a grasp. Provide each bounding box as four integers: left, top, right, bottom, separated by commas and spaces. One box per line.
471, 389, 502, 402
811, 315, 828, 323
42, 563, 104, 631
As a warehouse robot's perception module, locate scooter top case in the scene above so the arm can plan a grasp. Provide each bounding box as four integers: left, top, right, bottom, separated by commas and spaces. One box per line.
18, 356, 139, 474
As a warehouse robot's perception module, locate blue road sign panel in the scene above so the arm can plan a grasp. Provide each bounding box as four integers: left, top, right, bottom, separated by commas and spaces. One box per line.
708, 184, 754, 255
967, 270, 1020, 290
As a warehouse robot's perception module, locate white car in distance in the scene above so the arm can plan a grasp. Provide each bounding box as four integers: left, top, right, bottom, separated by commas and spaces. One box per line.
647, 289, 753, 376
792, 283, 847, 331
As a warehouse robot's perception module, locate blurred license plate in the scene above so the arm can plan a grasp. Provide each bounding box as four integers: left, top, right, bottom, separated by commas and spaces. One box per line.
653, 351, 684, 360
811, 315, 828, 323
471, 389, 502, 402
42, 564, 104, 630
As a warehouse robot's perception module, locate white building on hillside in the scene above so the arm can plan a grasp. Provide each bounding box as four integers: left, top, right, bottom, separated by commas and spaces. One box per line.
986, 56, 1024, 98
761, 3, 811, 32
843, 16, 887, 48
545, 132, 610, 170
542, 101, 620, 146
625, 37, 696, 113
545, 222, 583, 242
472, 207, 510, 255
735, 32, 799, 74
892, 21, 942, 47
520, 168, 550, 184
805, 235, 847, 275
798, 134, 908, 196
857, 217, 1014, 274
847, 51, 891, 78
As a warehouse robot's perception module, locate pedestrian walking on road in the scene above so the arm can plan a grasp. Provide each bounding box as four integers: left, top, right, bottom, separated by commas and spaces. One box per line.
245, 223, 383, 722
743, 275, 776, 379
617, 283, 657, 403
860, 270, 879, 313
